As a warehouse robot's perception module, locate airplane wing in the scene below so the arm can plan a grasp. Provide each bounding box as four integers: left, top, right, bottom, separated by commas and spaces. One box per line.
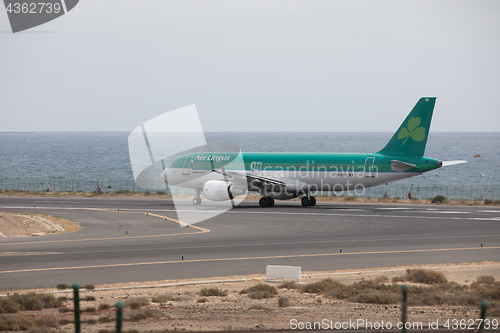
212, 168, 286, 186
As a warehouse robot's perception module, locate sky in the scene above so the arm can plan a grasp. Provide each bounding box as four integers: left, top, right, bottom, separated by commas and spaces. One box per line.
1, 0, 499, 132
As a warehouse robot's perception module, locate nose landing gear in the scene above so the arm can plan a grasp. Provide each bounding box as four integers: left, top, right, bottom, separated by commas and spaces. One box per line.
193, 189, 202, 205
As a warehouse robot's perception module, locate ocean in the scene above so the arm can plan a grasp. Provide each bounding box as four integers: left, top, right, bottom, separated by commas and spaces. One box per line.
0, 132, 499, 200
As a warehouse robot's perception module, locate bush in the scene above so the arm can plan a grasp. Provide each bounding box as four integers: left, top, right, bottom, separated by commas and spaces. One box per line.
122, 190, 130, 195
132, 190, 139, 194
200, 288, 227, 297
393, 197, 401, 200
151, 294, 187, 303
431, 195, 448, 204
405, 269, 447, 284
278, 297, 290, 307
124, 297, 150, 309
108, 192, 117, 196
156, 191, 166, 195
278, 282, 298, 290
344, 196, 357, 201
378, 196, 390, 201
301, 278, 342, 294
7, 293, 62, 312
98, 304, 111, 310
240, 284, 278, 299
127, 309, 163, 322
0, 298, 20, 314
476, 275, 495, 285
484, 199, 493, 205
494, 200, 500, 205
115, 190, 123, 194
143, 191, 151, 196
197, 298, 208, 303
354, 292, 399, 304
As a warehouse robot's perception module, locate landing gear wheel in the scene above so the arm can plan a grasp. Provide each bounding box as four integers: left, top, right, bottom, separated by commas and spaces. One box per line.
192, 197, 202, 205
259, 197, 275, 207
301, 196, 316, 206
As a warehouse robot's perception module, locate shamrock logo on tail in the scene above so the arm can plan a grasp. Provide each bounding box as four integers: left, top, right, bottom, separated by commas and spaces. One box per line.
398, 117, 426, 145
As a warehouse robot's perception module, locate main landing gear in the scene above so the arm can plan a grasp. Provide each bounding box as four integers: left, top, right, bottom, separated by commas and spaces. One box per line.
301, 196, 316, 207
193, 190, 202, 205
259, 197, 275, 207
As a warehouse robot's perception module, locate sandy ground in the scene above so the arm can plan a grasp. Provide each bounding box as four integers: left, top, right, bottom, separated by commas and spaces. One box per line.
3, 261, 499, 332
0, 212, 81, 237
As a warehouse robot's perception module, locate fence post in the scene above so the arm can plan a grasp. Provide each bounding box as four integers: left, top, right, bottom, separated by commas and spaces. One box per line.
401, 284, 408, 333
116, 301, 123, 333
72, 283, 81, 333
478, 300, 489, 333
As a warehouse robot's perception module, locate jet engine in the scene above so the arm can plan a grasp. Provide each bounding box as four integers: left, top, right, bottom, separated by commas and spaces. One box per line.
203, 180, 246, 201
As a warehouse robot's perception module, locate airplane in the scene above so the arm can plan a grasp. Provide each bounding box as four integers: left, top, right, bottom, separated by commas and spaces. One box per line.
161, 97, 466, 207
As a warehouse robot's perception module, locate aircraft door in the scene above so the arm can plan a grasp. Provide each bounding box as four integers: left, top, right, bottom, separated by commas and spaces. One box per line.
364, 157, 375, 178
182, 156, 193, 175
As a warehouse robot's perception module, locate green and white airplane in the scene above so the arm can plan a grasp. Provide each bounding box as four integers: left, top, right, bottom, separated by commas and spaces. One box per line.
161, 97, 466, 207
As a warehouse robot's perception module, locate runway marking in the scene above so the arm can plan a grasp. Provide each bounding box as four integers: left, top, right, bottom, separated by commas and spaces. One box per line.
0, 209, 209, 246
2, 205, 498, 222
1, 233, 499, 257
1, 246, 499, 275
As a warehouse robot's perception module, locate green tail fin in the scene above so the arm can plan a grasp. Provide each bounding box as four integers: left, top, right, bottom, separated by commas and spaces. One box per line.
378, 97, 436, 157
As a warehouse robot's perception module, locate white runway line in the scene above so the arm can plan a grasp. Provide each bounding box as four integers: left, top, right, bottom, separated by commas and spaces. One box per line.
1, 206, 499, 222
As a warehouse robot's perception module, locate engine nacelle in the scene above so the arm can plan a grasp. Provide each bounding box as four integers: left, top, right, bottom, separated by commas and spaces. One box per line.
203, 180, 246, 201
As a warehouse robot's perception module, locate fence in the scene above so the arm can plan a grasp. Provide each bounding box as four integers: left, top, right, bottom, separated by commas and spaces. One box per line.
0, 177, 166, 194
0, 177, 498, 201
359, 184, 498, 201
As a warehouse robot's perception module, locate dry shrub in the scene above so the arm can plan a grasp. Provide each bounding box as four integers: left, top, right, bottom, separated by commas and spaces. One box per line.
124, 297, 150, 309
200, 288, 228, 297
0, 298, 20, 314
278, 297, 290, 307
240, 284, 278, 299
431, 195, 447, 204
151, 294, 187, 303
476, 275, 495, 285
0, 314, 58, 331
355, 292, 399, 304
373, 276, 389, 283
301, 278, 343, 294
197, 298, 208, 303
247, 304, 264, 310
98, 315, 114, 323
391, 275, 406, 283
406, 269, 447, 284
0, 314, 35, 331
278, 282, 298, 290
126, 308, 163, 322
98, 304, 111, 310
2, 293, 62, 313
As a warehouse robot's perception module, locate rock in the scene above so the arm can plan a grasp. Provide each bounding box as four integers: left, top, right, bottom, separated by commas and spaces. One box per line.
255, 323, 268, 330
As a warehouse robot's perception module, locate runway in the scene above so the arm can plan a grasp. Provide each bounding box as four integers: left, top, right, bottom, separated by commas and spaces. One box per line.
0, 196, 499, 290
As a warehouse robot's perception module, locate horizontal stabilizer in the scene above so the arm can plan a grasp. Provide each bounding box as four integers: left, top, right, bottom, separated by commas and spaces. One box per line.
391, 160, 417, 172
441, 160, 467, 167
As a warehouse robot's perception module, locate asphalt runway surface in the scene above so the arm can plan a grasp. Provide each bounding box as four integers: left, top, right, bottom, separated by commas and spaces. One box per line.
1, 196, 499, 291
